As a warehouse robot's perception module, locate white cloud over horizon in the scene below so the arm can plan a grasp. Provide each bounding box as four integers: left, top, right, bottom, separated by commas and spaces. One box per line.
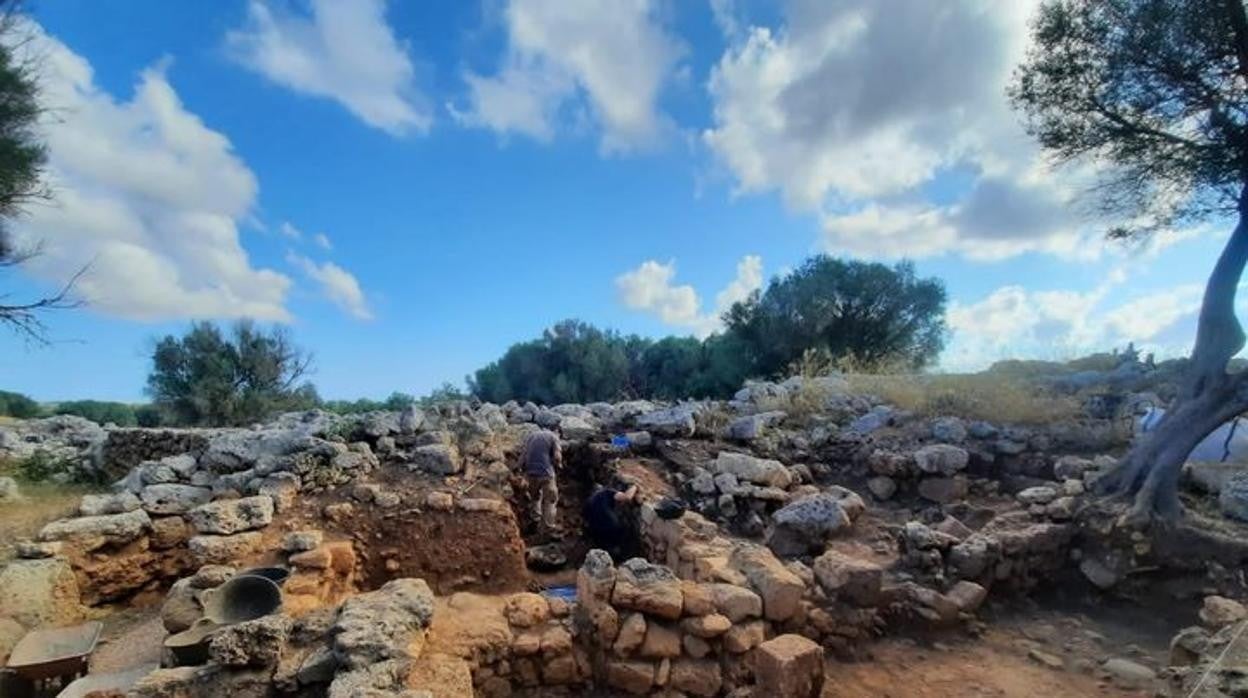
943, 279, 1210, 371
287, 252, 373, 321
227, 0, 430, 136
451, 0, 685, 153
10, 23, 293, 322
616, 255, 762, 337
701, 0, 1124, 262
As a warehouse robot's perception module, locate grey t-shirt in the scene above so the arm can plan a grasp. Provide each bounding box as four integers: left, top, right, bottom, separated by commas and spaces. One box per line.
520, 429, 561, 478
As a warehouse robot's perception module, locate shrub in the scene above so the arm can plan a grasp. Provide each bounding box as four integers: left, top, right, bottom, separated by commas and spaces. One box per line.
845, 372, 1082, 425
54, 400, 137, 426
0, 390, 41, 418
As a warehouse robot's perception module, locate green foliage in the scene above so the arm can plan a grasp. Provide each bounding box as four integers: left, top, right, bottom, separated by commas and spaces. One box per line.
0, 389, 41, 418
323, 391, 417, 415
468, 257, 945, 404
134, 404, 162, 427
3, 450, 80, 483
1009, 0, 1246, 231
724, 256, 948, 374
53, 400, 137, 426
146, 321, 318, 427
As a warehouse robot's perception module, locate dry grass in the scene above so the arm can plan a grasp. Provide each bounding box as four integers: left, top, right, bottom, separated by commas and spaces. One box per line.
0, 475, 102, 563
845, 372, 1083, 425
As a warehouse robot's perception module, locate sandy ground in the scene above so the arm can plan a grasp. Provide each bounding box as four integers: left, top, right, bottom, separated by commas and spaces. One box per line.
89, 606, 165, 674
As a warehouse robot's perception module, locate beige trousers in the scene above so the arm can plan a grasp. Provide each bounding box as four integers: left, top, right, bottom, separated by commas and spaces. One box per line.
527, 475, 558, 529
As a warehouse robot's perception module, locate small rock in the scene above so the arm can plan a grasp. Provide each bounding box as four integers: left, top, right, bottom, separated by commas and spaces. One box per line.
1199, 595, 1248, 629
1028, 648, 1064, 669
867, 476, 897, 501
1101, 658, 1156, 687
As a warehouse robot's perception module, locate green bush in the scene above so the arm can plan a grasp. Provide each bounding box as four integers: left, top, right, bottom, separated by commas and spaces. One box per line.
54, 400, 137, 426
0, 390, 42, 418
3, 450, 82, 483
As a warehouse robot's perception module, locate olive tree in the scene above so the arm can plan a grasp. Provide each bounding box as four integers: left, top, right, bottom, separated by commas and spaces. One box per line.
1011, 0, 1248, 522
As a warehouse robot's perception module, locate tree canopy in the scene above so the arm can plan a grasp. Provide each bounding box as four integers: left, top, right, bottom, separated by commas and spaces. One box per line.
469, 256, 947, 405
146, 321, 318, 427
724, 256, 948, 374
1011, 0, 1248, 521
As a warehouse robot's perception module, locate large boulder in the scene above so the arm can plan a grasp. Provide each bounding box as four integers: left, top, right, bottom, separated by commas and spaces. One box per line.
140, 484, 212, 515
755, 634, 825, 698
187, 496, 275, 535
766, 488, 865, 557
210, 614, 293, 667
409, 443, 462, 475
635, 406, 698, 437
200, 429, 315, 473
711, 452, 793, 489
188, 532, 263, 566
0, 558, 84, 628
611, 558, 683, 620
332, 578, 435, 670
558, 416, 598, 441
812, 550, 883, 606
728, 411, 787, 442
913, 444, 970, 476
79, 491, 141, 517
38, 508, 151, 550
729, 545, 805, 621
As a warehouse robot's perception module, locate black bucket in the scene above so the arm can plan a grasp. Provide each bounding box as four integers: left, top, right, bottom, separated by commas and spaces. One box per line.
163, 618, 219, 666
238, 566, 291, 587
200, 575, 283, 625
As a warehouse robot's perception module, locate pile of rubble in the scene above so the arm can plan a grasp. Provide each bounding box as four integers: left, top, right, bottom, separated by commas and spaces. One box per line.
2, 373, 1248, 696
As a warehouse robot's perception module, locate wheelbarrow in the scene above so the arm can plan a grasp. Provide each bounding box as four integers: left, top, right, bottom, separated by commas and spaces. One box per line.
3, 621, 102, 693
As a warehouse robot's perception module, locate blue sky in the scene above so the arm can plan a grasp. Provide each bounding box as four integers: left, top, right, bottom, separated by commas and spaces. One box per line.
0, 0, 1231, 402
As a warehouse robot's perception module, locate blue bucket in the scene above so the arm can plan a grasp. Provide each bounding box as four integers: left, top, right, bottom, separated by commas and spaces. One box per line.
542, 585, 577, 602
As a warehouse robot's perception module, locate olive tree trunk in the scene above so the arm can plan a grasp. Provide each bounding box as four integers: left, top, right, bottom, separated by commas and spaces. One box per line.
1095, 191, 1248, 524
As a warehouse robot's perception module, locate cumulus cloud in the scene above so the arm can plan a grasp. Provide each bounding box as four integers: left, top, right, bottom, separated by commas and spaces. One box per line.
616, 255, 762, 337
943, 280, 1208, 371
702, 0, 1116, 260
227, 0, 430, 136
9, 24, 291, 322
287, 252, 373, 320
452, 0, 684, 153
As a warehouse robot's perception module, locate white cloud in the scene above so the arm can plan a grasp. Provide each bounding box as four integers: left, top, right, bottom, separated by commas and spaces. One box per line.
10, 24, 291, 322
943, 280, 1208, 371
313, 233, 332, 251
452, 0, 684, 153
227, 0, 429, 136
616, 255, 763, 337
701, 0, 1121, 260
287, 252, 373, 320
279, 221, 302, 240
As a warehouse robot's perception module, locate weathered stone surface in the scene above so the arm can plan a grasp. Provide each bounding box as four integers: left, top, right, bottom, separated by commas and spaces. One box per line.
150, 516, 191, 550
681, 613, 731, 638
755, 634, 825, 698
406, 652, 476, 695
635, 406, 697, 437
79, 491, 141, 517
0, 476, 21, 502
37, 508, 151, 550
730, 545, 805, 621
917, 476, 968, 504
140, 484, 212, 515
1016, 486, 1058, 506
1102, 658, 1156, 687
257, 473, 300, 513
668, 659, 722, 697
812, 550, 883, 606
504, 593, 550, 628
606, 660, 655, 694
188, 532, 263, 566
723, 620, 766, 653
0, 558, 83, 628
766, 488, 864, 557
612, 558, 683, 620
949, 535, 996, 580
1199, 596, 1248, 629
161, 578, 203, 633
209, 614, 293, 667
913, 444, 969, 476
333, 578, 435, 669
706, 583, 762, 622
867, 476, 897, 500
410, 443, 463, 475
728, 411, 787, 441
945, 580, 988, 613
187, 495, 275, 535
639, 621, 682, 659
282, 530, 324, 552
558, 415, 598, 440
190, 564, 236, 589
613, 613, 647, 656
712, 451, 793, 488
0, 616, 24, 663
930, 417, 967, 444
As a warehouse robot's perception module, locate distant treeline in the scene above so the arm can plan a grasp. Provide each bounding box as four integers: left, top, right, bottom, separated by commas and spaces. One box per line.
469, 256, 948, 404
